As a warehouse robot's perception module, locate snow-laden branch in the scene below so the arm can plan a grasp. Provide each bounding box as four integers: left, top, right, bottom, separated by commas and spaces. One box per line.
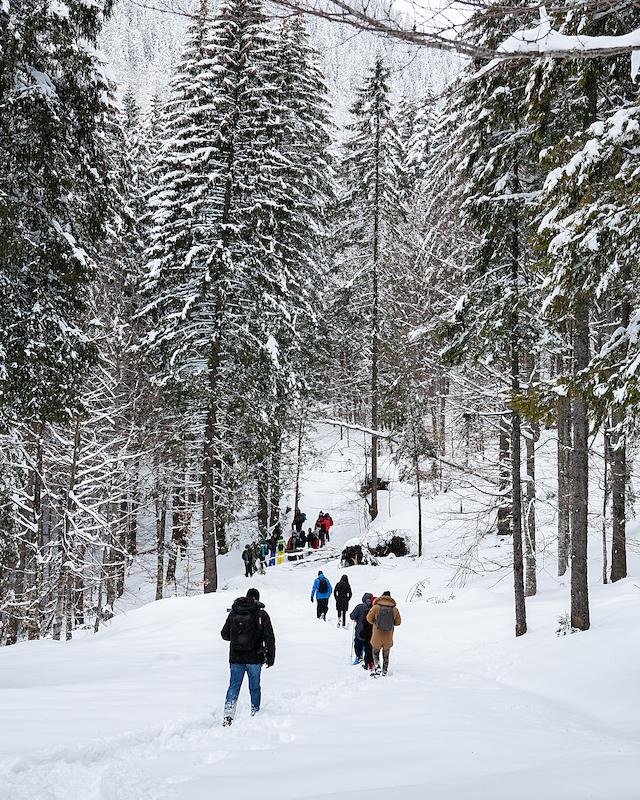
482, 7, 640, 76
266, 0, 640, 66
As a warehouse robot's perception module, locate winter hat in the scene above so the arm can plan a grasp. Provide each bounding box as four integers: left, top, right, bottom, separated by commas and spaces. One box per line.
318, 571, 324, 576
247, 588, 260, 601
342, 575, 349, 582
382, 591, 391, 596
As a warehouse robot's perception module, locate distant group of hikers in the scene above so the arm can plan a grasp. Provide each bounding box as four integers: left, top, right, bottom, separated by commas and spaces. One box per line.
220, 577, 402, 725
310, 571, 401, 677
241, 509, 334, 576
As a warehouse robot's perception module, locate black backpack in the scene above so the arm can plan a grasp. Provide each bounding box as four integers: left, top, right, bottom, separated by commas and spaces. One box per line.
318, 576, 328, 594
230, 607, 260, 651
376, 605, 395, 632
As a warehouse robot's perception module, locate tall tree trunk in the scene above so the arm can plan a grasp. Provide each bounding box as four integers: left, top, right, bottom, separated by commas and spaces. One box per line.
74, 544, 85, 626
414, 427, 423, 558
370, 100, 381, 523
525, 421, 538, 597
602, 429, 610, 585
32, 425, 44, 639
557, 394, 572, 576
127, 457, 140, 556
166, 484, 185, 585
202, 350, 220, 593
571, 296, 590, 631
294, 408, 305, 512
510, 227, 526, 637
155, 490, 167, 601
53, 419, 81, 641
65, 572, 73, 641
610, 267, 630, 582
257, 463, 269, 538
269, 428, 282, 528
610, 408, 627, 582
497, 415, 511, 536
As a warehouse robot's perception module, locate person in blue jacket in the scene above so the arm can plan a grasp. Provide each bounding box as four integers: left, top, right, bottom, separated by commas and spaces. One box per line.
310, 570, 332, 620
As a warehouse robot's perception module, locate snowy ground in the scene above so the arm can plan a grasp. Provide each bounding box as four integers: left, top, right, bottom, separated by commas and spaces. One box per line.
1, 425, 639, 799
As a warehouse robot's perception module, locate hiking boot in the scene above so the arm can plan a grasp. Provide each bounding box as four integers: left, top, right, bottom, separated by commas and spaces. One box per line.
251, 707, 259, 717
223, 716, 233, 727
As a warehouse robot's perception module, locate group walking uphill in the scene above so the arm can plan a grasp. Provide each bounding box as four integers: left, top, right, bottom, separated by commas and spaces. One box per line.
309, 574, 401, 677
241, 508, 335, 576
350, 591, 401, 677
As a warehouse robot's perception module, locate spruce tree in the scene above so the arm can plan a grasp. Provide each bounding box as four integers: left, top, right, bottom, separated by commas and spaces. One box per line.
142, 0, 333, 588
337, 57, 405, 521
532, 1, 640, 615
0, 0, 113, 427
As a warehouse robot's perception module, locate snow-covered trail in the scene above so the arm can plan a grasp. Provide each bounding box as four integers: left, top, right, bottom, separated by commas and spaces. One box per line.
1, 424, 639, 799
1, 557, 639, 800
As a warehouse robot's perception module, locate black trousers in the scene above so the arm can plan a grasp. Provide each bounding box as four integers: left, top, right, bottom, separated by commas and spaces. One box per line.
316, 598, 329, 619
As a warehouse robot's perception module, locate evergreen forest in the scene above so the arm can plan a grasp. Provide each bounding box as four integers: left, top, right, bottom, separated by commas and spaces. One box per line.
2, 0, 640, 646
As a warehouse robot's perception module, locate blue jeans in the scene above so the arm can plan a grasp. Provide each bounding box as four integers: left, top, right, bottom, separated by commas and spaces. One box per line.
224, 663, 262, 718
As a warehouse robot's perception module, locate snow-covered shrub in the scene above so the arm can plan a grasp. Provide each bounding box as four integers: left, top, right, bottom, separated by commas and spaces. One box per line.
341, 529, 416, 566
556, 612, 579, 636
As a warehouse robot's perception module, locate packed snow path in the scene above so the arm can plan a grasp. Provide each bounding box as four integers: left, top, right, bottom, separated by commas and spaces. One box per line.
1, 558, 639, 800
1, 425, 639, 799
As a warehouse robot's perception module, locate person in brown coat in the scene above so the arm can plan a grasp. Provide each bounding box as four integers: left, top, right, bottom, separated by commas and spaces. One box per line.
366, 591, 401, 676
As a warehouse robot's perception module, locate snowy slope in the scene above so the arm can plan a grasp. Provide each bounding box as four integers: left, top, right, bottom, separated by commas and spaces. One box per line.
1, 425, 639, 799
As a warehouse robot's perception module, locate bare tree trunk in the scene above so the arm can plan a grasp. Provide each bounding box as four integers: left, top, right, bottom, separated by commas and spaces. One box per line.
610, 407, 627, 582
438, 375, 448, 457
65, 572, 73, 641
525, 422, 538, 597
155, 491, 167, 601
94, 577, 103, 634
127, 457, 140, 557
414, 428, 423, 558
497, 415, 511, 536
571, 296, 590, 631
74, 544, 85, 626
32, 426, 44, 639
557, 394, 572, 576
370, 101, 381, 523
510, 222, 526, 637
53, 419, 81, 641
602, 429, 610, 584
269, 435, 281, 528
257, 463, 269, 537
166, 484, 185, 585
294, 409, 305, 512
202, 351, 219, 593
610, 272, 630, 583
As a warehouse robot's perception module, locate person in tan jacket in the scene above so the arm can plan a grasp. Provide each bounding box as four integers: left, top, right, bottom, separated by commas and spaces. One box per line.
366, 591, 401, 676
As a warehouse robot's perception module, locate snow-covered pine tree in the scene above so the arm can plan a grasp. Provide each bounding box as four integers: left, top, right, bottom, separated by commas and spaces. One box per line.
234, 15, 334, 533
439, 2, 550, 635
0, 0, 119, 643
142, 0, 333, 588
531, 1, 640, 616
0, 0, 113, 428
336, 57, 405, 522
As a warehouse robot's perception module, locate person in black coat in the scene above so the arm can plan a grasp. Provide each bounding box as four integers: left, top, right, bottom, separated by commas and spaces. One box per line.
333, 574, 352, 628
293, 507, 306, 533
349, 592, 374, 669
220, 588, 275, 726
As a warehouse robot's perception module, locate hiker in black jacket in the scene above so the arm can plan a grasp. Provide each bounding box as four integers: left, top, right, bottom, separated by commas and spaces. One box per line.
220, 588, 275, 726
350, 592, 374, 669
333, 574, 352, 628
